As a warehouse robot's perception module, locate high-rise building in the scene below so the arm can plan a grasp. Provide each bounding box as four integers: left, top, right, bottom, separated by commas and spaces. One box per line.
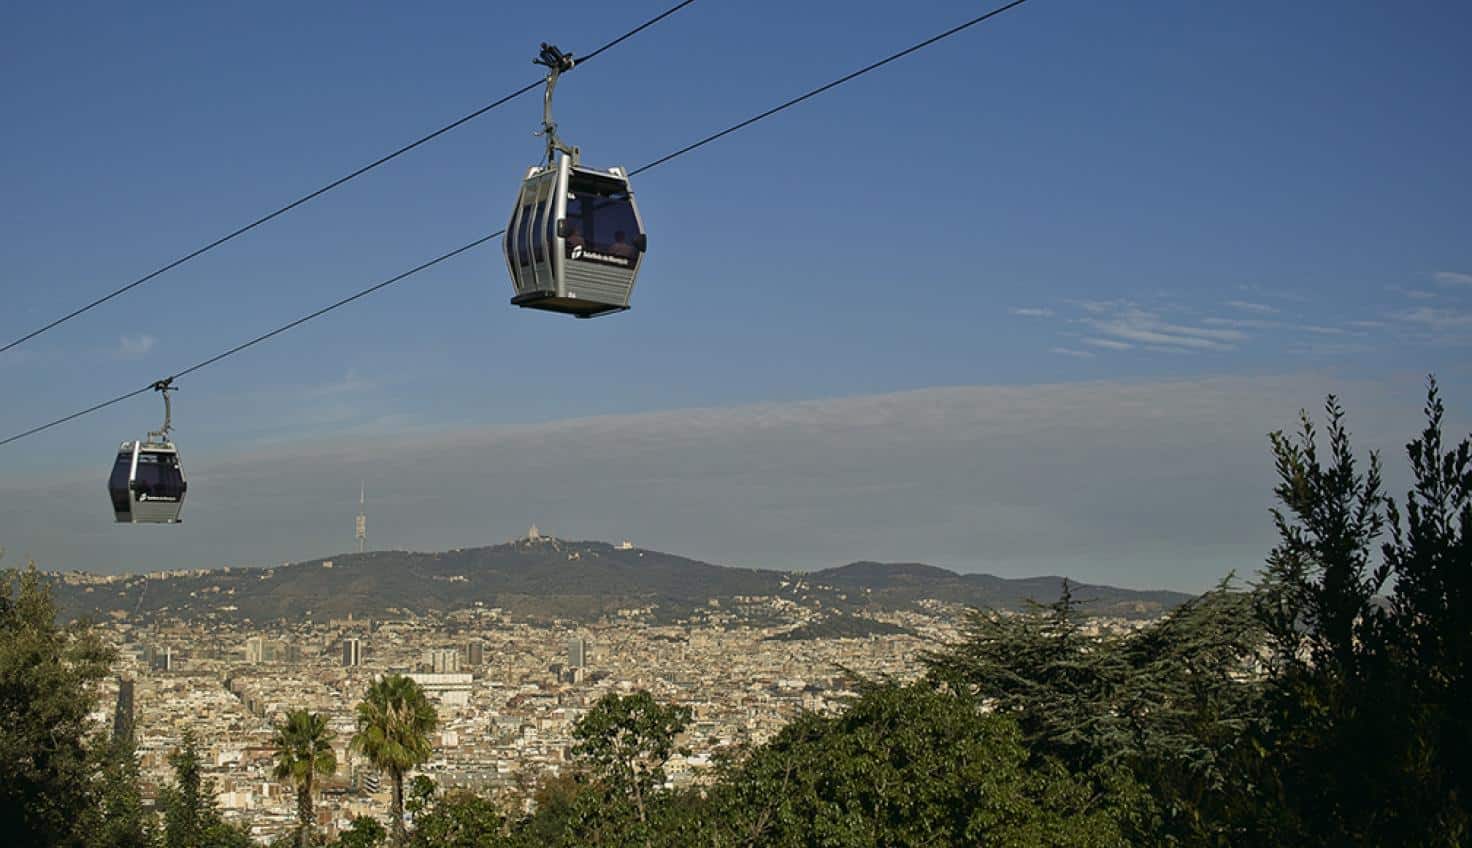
567, 635, 587, 669
465, 640, 485, 668
149, 646, 172, 672
245, 636, 264, 664
426, 648, 459, 674
113, 678, 135, 743
343, 638, 363, 667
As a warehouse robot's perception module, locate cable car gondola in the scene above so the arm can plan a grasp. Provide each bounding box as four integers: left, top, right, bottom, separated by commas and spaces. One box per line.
505, 43, 647, 318
108, 379, 187, 524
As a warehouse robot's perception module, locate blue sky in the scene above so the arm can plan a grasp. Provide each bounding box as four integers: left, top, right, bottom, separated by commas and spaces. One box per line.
1, 1, 1469, 587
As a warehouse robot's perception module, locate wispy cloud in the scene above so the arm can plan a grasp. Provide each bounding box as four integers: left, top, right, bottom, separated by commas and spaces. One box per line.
1009, 307, 1054, 318
1393, 287, 1440, 300
1433, 271, 1472, 287
1204, 317, 1279, 330
1227, 300, 1278, 314
1288, 341, 1373, 357
1205, 317, 1361, 340
116, 334, 156, 359
1394, 307, 1472, 333
1050, 347, 1096, 359
1235, 284, 1308, 303
311, 370, 374, 397
1082, 337, 1133, 351
1084, 307, 1245, 351
1065, 299, 1132, 315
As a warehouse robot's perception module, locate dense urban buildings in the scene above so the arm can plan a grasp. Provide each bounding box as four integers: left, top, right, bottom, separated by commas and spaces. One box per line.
60, 532, 1158, 843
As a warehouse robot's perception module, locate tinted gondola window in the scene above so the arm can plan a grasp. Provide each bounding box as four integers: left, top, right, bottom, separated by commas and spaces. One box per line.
531, 179, 552, 263
515, 202, 536, 268
135, 452, 186, 500
545, 198, 558, 263
564, 190, 640, 266
108, 452, 132, 513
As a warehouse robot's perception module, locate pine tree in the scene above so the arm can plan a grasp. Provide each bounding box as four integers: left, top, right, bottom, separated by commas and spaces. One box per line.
94, 735, 153, 848
1251, 382, 1472, 844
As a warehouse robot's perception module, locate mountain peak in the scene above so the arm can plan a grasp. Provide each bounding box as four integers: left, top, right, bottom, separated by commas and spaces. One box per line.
814, 561, 963, 586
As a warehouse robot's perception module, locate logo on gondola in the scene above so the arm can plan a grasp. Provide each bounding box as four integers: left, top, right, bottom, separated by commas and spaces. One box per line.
568, 245, 632, 268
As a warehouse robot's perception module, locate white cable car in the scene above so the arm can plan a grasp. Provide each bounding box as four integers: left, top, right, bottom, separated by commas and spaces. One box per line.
108, 380, 187, 524
505, 44, 647, 318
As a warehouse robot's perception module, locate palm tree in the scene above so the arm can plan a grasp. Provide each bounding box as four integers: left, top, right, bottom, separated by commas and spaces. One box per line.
350, 674, 437, 845
271, 709, 337, 848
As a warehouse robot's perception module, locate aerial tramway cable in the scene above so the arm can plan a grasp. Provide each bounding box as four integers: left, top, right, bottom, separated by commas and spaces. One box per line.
0, 0, 701, 357
0, 0, 1033, 451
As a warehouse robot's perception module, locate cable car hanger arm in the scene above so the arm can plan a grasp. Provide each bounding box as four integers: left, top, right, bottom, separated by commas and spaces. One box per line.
534, 43, 580, 166
148, 379, 176, 443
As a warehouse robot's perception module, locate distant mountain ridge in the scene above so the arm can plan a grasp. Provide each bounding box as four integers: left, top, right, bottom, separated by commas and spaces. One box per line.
45, 538, 1192, 624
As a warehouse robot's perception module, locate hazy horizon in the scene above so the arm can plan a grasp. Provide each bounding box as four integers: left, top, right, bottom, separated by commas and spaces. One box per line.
5, 373, 1464, 594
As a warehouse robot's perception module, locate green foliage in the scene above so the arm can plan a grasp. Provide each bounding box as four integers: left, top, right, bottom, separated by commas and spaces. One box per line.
707, 683, 1137, 847
571, 690, 692, 828
925, 578, 1264, 844
405, 774, 437, 819
1111, 584, 1264, 843
205, 820, 258, 848
1252, 381, 1472, 845
505, 771, 597, 846
1258, 395, 1386, 677
161, 731, 208, 848
925, 582, 1123, 768
272, 708, 338, 848
94, 735, 153, 848
352, 674, 437, 845
159, 729, 253, 848
335, 816, 388, 848
0, 562, 113, 847
409, 789, 506, 848
1382, 379, 1472, 832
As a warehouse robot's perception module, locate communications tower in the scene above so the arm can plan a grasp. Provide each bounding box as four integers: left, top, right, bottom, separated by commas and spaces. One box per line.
355, 483, 366, 554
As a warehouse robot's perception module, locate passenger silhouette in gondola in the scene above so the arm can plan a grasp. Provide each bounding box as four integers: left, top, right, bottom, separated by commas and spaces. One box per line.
564, 222, 584, 247
610, 230, 637, 259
